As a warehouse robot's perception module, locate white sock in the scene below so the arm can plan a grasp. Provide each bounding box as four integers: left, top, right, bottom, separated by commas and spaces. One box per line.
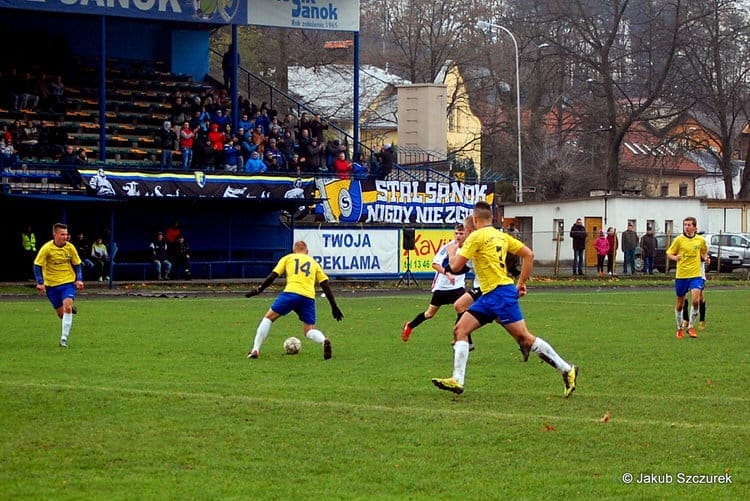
452, 340, 469, 385
690, 306, 699, 328
675, 309, 683, 329
531, 337, 571, 374
61, 313, 73, 341
251, 317, 272, 352
306, 329, 325, 344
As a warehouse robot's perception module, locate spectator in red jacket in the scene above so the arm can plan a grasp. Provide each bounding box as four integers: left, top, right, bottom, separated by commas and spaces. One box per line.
179, 121, 195, 170
332, 151, 352, 179
206, 123, 225, 171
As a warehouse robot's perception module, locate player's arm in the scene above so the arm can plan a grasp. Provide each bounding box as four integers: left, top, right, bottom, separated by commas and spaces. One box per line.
515, 246, 534, 296
433, 249, 455, 278
73, 264, 84, 289
244, 272, 279, 298
320, 280, 343, 321
447, 250, 468, 275
33, 264, 45, 291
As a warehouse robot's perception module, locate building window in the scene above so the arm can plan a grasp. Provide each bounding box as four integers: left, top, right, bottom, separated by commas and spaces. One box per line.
448, 105, 456, 132
553, 219, 564, 241
660, 184, 669, 197
665, 220, 674, 235
646, 219, 655, 232
679, 183, 688, 197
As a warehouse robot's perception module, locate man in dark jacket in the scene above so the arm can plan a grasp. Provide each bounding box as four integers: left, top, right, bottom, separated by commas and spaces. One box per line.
58, 144, 83, 188
149, 231, 172, 280
621, 223, 639, 275
373, 144, 394, 180
639, 226, 657, 275
569, 218, 587, 276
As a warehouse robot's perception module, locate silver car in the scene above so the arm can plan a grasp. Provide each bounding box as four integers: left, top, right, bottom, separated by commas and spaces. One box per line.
702, 233, 748, 271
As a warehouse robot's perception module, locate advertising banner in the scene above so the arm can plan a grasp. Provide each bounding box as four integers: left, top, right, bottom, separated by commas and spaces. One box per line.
79, 169, 316, 199
0, 0, 248, 24
249, 0, 360, 31
0, 0, 359, 29
295, 228, 398, 276
400, 228, 456, 275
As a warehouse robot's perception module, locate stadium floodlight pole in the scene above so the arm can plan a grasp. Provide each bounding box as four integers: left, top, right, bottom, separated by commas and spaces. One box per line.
476, 20, 523, 203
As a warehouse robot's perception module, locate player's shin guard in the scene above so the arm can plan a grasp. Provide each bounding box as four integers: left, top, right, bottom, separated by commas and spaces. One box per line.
531, 337, 571, 373
61, 312, 73, 341
409, 312, 427, 329
252, 317, 272, 352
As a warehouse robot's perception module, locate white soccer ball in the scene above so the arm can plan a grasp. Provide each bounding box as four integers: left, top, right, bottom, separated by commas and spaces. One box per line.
283, 336, 302, 355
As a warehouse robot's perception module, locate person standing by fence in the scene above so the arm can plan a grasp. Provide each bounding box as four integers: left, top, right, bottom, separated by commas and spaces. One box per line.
621, 223, 639, 275
569, 218, 587, 276
606, 227, 618, 276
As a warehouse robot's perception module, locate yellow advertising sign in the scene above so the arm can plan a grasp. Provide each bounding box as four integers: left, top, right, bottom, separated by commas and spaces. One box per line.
400, 229, 457, 273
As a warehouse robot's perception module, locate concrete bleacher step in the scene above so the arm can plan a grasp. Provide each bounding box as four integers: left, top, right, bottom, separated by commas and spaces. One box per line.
1, 58, 219, 168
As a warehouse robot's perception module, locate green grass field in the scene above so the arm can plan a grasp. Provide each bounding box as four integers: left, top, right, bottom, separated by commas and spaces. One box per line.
1, 287, 748, 499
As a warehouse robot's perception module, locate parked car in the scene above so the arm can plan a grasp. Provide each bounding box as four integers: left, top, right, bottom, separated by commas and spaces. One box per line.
702, 233, 749, 271
634, 234, 673, 273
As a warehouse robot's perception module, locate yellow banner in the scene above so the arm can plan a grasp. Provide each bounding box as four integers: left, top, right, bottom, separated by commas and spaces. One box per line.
400, 229, 456, 273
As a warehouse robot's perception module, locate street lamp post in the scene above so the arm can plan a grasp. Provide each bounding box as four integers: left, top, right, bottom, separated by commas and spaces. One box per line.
476, 20, 523, 203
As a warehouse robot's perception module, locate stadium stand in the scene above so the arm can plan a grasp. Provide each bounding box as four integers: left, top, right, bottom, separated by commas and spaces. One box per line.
1, 58, 214, 168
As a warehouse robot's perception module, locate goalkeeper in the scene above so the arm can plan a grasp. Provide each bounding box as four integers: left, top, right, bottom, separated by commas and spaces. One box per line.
245, 240, 343, 360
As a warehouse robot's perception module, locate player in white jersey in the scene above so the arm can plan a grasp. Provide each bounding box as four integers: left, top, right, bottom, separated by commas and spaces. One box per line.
402, 224, 473, 348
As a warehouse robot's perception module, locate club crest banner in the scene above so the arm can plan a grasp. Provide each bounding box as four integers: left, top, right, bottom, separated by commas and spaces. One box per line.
315, 178, 495, 224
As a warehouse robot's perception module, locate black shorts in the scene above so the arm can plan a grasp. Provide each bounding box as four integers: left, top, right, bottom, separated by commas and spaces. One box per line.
430, 288, 465, 307
467, 287, 482, 301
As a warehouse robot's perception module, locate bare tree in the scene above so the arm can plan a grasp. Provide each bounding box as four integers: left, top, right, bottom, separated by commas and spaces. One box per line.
360, 0, 492, 83
674, 0, 750, 199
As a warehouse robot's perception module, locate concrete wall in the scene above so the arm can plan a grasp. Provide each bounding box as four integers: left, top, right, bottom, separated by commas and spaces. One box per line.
397, 84, 447, 162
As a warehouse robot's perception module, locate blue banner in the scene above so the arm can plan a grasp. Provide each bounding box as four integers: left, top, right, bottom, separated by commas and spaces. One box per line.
0, 0, 248, 25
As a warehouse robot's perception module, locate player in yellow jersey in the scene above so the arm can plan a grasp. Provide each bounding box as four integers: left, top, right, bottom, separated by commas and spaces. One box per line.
431, 201, 578, 397
666, 217, 708, 339
244, 240, 344, 360
33, 223, 85, 348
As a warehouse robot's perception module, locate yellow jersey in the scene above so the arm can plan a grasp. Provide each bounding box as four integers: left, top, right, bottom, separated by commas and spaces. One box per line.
667, 233, 707, 279
34, 240, 82, 287
273, 252, 329, 299
458, 225, 524, 293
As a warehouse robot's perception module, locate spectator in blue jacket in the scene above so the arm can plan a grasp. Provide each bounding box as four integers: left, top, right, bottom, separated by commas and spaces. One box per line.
244, 150, 267, 174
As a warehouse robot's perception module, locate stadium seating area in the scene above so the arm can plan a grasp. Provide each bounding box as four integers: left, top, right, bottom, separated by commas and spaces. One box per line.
1, 58, 214, 168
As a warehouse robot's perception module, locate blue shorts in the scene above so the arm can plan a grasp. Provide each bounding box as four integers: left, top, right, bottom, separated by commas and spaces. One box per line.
46, 283, 77, 310
270, 292, 316, 325
467, 284, 523, 326
675, 277, 704, 298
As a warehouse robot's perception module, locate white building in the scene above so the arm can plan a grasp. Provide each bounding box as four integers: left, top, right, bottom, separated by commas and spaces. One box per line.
500, 195, 750, 266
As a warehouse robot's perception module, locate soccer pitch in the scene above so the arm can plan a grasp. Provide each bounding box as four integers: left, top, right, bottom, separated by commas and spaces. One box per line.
1, 288, 748, 499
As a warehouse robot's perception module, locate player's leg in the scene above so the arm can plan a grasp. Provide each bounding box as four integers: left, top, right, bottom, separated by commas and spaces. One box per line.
298, 298, 331, 360
505, 320, 578, 397
60, 296, 75, 347
453, 288, 478, 350
699, 292, 706, 328
433, 290, 494, 394
674, 279, 689, 338
686, 285, 701, 337
248, 307, 281, 359
681, 294, 689, 329
403, 295, 441, 341
431, 311, 480, 394
54, 284, 76, 347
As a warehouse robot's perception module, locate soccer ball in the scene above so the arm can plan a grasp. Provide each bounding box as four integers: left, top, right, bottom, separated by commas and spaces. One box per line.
283, 336, 302, 355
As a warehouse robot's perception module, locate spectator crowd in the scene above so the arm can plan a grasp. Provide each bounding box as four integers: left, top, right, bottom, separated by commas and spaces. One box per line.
2, 63, 394, 181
